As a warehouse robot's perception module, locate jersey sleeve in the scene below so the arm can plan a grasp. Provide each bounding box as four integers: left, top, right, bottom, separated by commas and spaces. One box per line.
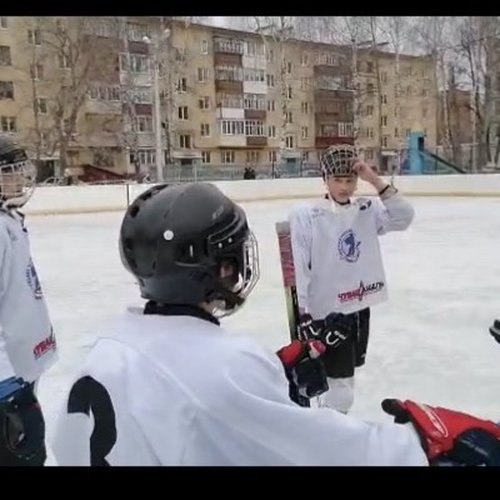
221, 343, 428, 466
0, 225, 17, 381
373, 192, 415, 235
288, 206, 312, 313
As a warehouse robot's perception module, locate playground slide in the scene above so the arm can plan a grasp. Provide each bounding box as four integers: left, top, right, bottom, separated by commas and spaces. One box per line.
420, 149, 466, 174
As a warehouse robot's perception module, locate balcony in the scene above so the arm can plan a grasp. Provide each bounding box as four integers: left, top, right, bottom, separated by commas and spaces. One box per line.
313, 64, 350, 77
244, 109, 266, 120
315, 136, 354, 149
214, 37, 245, 55
314, 88, 353, 100
216, 107, 245, 119
218, 135, 247, 148
215, 80, 243, 93
214, 52, 242, 67
246, 136, 268, 147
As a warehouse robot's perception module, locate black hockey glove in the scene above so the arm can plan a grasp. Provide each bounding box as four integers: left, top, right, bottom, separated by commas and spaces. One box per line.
320, 312, 356, 350
0, 377, 46, 466
297, 313, 322, 340
277, 340, 329, 405
489, 319, 500, 344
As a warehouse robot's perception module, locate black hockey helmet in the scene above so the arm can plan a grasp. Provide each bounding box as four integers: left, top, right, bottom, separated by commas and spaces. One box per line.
0, 134, 37, 208
319, 144, 358, 179
119, 182, 259, 316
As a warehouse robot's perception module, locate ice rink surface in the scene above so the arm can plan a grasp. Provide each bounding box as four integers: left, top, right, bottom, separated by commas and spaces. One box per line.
28, 196, 500, 460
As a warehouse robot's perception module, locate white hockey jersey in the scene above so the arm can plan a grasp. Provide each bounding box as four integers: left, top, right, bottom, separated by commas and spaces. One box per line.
51, 309, 427, 466
289, 194, 414, 318
0, 210, 57, 382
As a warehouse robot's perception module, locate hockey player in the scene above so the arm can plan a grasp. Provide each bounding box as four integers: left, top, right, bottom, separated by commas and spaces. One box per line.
51, 182, 500, 466
289, 144, 415, 413
0, 134, 57, 465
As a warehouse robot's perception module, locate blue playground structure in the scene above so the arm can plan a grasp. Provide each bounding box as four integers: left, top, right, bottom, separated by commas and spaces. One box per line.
400, 131, 465, 175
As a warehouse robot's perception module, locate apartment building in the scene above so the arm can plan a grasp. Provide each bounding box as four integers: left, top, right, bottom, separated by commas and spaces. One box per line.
0, 16, 438, 178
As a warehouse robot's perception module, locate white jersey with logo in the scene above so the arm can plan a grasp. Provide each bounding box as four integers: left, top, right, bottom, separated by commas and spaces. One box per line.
51, 309, 427, 466
0, 209, 57, 382
289, 193, 414, 318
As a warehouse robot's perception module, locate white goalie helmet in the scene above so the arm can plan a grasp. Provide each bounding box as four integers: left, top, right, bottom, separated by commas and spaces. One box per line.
319, 144, 359, 178
0, 134, 37, 208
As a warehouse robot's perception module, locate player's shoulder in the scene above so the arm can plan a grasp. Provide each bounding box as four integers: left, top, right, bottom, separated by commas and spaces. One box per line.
352, 196, 378, 212
289, 198, 330, 219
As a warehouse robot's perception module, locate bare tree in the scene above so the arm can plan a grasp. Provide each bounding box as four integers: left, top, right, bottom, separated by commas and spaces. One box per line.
249, 16, 296, 167
33, 17, 121, 173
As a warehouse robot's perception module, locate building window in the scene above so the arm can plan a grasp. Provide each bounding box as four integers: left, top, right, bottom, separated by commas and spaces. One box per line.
133, 86, 152, 104
200, 39, 209, 54
286, 86, 292, 99
179, 134, 191, 149
365, 149, 374, 160
267, 100, 275, 112
221, 150, 235, 164
244, 68, 265, 82
300, 52, 308, 66
367, 83, 374, 95
0, 116, 16, 132
178, 106, 189, 120
245, 120, 265, 136
287, 62, 292, 74
136, 149, 156, 166
405, 128, 411, 137
200, 123, 210, 137
30, 63, 44, 80
220, 120, 244, 135
381, 71, 387, 83
285, 135, 294, 149
266, 74, 275, 87
246, 151, 260, 163
266, 49, 274, 62
201, 151, 211, 163
176, 77, 187, 93
383, 135, 389, 148
93, 149, 114, 167
127, 23, 149, 42
301, 102, 309, 114
338, 122, 353, 137
0, 46, 11, 66
244, 94, 264, 110
302, 151, 309, 162
197, 68, 210, 82
0, 81, 14, 100
35, 97, 47, 114
269, 150, 277, 162
394, 127, 399, 137
367, 127, 374, 138
366, 105, 374, 116
216, 65, 243, 81
381, 115, 388, 127
136, 116, 153, 133
198, 97, 210, 110
285, 111, 293, 124
0, 17, 8, 29
28, 29, 42, 46
381, 94, 387, 104
301, 126, 308, 139
268, 125, 276, 138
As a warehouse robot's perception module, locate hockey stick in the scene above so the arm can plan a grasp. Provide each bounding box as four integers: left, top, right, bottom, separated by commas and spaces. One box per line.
275, 220, 302, 342
276, 220, 313, 408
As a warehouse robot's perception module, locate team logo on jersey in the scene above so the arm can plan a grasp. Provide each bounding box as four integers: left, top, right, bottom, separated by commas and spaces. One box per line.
338, 229, 361, 263
33, 328, 56, 360
338, 280, 385, 303
26, 260, 43, 299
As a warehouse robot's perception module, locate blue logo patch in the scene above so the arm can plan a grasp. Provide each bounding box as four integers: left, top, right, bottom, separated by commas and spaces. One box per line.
338, 229, 361, 263
26, 260, 43, 299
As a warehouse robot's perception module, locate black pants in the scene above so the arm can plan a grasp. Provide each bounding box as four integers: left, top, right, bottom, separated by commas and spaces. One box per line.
313, 308, 371, 379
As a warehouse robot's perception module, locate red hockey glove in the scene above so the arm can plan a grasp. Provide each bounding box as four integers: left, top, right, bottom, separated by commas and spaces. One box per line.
382, 399, 500, 465
277, 340, 328, 405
